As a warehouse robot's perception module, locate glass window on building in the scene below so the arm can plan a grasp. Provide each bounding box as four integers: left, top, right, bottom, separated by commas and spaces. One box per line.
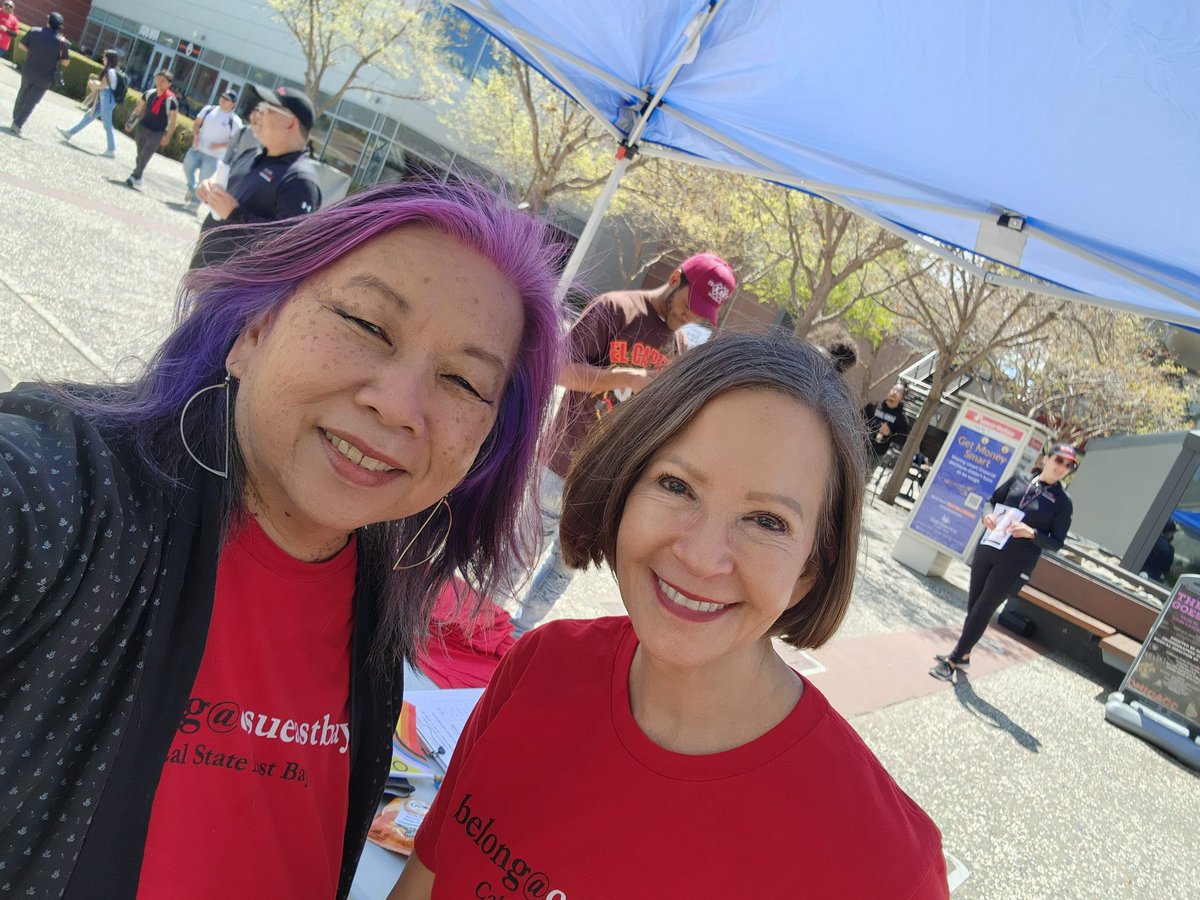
96, 26, 118, 55
170, 56, 200, 115
222, 57, 250, 79
247, 67, 277, 90
81, 20, 103, 57
337, 99, 377, 130
100, 36, 131, 68
355, 134, 396, 188
124, 39, 154, 87
309, 112, 334, 160
438, 11, 499, 78
322, 119, 370, 179
180, 64, 221, 116
377, 116, 399, 141
200, 47, 225, 69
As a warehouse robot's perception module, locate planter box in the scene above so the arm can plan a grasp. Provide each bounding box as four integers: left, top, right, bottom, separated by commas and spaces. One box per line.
1027, 555, 1159, 640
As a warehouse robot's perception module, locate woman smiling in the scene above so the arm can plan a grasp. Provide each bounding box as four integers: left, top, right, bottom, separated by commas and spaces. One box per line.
392, 332, 948, 899
0, 181, 564, 897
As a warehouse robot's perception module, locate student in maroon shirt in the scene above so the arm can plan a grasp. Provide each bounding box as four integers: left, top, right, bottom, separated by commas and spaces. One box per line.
510, 252, 736, 633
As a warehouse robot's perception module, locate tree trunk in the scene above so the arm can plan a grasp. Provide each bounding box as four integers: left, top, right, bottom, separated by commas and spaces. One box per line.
791, 275, 832, 337
879, 377, 946, 505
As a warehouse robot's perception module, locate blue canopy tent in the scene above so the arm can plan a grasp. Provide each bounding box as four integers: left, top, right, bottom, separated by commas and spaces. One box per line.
448, 0, 1200, 325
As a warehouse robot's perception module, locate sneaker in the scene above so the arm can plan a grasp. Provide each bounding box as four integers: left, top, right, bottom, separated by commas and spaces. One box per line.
100, 150, 116, 159
124, 176, 141, 189
58, 127, 72, 142
7, 124, 20, 136
934, 653, 969, 669
929, 660, 957, 682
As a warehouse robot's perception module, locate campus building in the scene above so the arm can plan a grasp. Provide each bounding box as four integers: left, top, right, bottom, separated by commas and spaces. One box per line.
77, 2, 513, 191
57, 0, 776, 324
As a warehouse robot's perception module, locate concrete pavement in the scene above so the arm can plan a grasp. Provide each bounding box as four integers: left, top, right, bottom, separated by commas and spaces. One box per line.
1, 62, 1196, 899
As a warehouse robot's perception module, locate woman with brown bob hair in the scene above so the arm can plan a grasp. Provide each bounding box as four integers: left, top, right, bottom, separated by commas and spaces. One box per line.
392, 331, 948, 899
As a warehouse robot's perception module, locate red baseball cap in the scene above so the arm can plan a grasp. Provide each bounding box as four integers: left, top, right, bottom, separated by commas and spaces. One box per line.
680, 253, 736, 326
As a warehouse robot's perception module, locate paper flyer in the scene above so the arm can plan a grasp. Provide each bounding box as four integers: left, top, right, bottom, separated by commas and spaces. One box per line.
980, 504, 1024, 549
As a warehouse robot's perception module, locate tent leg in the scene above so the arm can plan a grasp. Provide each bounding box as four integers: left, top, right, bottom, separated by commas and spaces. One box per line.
555, 155, 631, 301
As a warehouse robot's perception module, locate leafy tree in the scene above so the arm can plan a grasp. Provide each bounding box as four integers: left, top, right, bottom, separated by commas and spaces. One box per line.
266, 0, 445, 117
725, 185, 922, 338
603, 161, 757, 288
982, 309, 1192, 442
877, 257, 1066, 504
445, 55, 640, 213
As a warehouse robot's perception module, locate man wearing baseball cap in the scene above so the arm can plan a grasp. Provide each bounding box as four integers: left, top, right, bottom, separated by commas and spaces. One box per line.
509, 252, 737, 634
193, 84, 321, 266
181, 89, 242, 209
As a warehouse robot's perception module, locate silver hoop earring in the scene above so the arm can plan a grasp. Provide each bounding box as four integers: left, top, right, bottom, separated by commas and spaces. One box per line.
179, 373, 231, 478
393, 496, 452, 571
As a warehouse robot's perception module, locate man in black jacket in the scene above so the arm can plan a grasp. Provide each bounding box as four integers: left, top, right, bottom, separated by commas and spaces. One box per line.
862, 382, 910, 473
192, 84, 322, 267
8, 10, 68, 135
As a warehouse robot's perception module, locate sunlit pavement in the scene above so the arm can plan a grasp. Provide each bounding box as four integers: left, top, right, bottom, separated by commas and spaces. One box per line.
2, 62, 1196, 898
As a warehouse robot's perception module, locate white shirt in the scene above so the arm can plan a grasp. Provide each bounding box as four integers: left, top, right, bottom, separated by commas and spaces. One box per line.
195, 107, 243, 158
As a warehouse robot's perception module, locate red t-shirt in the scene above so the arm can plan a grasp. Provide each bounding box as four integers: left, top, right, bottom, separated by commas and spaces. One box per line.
0, 12, 18, 52
415, 617, 948, 899
137, 518, 357, 899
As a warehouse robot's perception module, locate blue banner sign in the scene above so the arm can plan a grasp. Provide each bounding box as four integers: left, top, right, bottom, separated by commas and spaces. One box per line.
908, 408, 1024, 556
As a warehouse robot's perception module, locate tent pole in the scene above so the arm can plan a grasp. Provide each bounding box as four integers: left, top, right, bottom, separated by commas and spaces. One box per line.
556, 155, 632, 300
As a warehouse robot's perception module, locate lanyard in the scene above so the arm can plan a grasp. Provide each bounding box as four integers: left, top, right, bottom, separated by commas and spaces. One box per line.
1018, 478, 1045, 510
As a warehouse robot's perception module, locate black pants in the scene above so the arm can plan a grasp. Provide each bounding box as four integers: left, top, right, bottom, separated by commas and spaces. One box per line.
131, 125, 164, 179
950, 544, 1032, 660
12, 77, 50, 127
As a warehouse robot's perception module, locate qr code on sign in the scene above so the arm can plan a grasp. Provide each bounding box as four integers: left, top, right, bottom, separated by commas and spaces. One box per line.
965, 493, 983, 510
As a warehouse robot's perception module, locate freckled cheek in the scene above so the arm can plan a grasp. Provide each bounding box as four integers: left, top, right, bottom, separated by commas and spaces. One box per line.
433, 410, 498, 480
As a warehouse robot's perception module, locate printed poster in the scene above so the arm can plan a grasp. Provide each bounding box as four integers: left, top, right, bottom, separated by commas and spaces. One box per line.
907, 406, 1025, 558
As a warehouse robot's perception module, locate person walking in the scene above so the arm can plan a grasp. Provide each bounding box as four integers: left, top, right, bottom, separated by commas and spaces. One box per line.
59, 48, 121, 157
509, 252, 737, 634
7, 10, 68, 135
183, 89, 241, 208
0, 1, 20, 65
930, 443, 1079, 681
123, 69, 178, 188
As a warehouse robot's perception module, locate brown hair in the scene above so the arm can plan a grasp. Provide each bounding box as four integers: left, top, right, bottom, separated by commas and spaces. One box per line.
559, 330, 867, 649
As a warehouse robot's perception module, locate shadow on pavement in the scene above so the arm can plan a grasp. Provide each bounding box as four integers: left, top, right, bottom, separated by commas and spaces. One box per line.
953, 672, 1043, 752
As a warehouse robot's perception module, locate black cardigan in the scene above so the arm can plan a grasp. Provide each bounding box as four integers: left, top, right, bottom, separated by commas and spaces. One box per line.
0, 387, 402, 897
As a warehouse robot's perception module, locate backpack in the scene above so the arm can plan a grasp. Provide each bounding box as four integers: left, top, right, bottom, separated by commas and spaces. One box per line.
111, 69, 128, 104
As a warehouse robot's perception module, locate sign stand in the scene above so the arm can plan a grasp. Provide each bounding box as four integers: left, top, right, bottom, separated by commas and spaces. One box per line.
1104, 575, 1200, 771
892, 398, 1045, 575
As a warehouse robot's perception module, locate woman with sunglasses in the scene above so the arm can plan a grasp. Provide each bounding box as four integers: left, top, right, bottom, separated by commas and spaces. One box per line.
930, 443, 1079, 681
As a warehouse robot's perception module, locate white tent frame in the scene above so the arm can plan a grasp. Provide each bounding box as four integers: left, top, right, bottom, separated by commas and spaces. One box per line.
452, 0, 1200, 325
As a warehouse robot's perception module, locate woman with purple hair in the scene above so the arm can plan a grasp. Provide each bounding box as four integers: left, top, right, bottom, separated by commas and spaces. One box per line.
0, 180, 565, 897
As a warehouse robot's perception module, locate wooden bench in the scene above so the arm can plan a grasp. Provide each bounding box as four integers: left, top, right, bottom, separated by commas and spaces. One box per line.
1016, 585, 1116, 637
1099, 633, 1143, 672
1012, 585, 1147, 674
